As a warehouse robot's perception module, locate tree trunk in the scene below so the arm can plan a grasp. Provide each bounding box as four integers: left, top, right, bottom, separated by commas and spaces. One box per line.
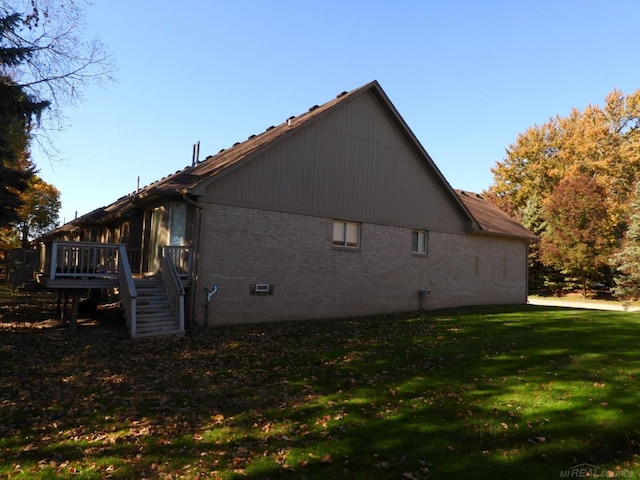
20, 224, 29, 249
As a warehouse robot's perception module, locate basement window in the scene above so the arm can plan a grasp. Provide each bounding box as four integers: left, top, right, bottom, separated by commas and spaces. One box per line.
412, 230, 428, 254
333, 220, 360, 248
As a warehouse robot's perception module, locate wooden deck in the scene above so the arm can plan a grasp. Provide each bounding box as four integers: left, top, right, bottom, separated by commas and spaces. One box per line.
36, 241, 190, 337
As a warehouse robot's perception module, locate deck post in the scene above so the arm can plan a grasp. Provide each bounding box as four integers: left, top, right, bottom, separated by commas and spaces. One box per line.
70, 290, 80, 335
49, 242, 58, 281
60, 291, 69, 323
56, 291, 62, 317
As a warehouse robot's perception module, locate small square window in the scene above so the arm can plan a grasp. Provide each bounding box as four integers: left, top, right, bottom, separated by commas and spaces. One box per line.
333, 221, 360, 248
412, 230, 428, 254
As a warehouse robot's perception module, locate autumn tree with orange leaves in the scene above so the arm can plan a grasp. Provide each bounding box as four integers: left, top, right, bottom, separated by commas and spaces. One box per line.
540, 175, 615, 297
15, 175, 60, 247
488, 88, 640, 292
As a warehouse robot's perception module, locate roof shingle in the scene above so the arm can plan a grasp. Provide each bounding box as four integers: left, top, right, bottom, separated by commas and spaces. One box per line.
42, 81, 534, 244
455, 190, 537, 240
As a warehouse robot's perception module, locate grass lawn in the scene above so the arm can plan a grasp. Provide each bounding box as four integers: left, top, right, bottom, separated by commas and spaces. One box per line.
1, 286, 640, 479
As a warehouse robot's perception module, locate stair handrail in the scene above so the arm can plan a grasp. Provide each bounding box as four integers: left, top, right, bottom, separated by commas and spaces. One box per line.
162, 248, 185, 332
117, 244, 138, 337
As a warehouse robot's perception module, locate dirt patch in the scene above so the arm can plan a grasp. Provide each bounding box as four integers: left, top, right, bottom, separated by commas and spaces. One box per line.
0, 287, 128, 336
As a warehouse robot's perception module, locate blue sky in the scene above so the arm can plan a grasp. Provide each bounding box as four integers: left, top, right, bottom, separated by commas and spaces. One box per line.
34, 0, 640, 224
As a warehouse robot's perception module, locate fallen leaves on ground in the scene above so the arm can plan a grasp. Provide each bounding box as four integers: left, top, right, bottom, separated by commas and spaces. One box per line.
2, 289, 640, 479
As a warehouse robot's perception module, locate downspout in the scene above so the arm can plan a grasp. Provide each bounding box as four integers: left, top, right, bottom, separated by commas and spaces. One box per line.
204, 285, 218, 326
182, 193, 203, 329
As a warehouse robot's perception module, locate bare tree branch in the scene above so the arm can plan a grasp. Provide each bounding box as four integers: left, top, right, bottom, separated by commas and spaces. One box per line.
0, 0, 115, 139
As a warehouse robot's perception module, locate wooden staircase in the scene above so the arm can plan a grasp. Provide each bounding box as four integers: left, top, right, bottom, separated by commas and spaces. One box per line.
134, 278, 184, 337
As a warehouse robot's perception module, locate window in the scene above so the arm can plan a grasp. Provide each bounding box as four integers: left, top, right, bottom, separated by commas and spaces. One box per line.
412, 230, 428, 254
333, 220, 360, 248
169, 203, 187, 246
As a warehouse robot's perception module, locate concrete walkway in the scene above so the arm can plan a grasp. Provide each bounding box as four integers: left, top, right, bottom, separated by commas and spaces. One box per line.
527, 297, 640, 312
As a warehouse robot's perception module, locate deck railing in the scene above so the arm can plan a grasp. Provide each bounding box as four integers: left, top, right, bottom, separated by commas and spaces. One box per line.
126, 248, 142, 274
49, 241, 120, 279
36, 241, 188, 337
162, 248, 185, 332
41, 242, 192, 284
163, 246, 192, 279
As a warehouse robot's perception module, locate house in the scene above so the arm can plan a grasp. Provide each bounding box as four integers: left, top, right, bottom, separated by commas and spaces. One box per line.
37, 80, 536, 337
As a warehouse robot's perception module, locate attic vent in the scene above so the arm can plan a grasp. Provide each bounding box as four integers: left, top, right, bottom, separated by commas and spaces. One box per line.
233, 142, 240, 146
266, 125, 275, 131
475, 193, 483, 199
337, 91, 347, 98
460, 190, 467, 196
309, 105, 319, 111
248, 134, 256, 139
219, 148, 225, 153
205, 155, 214, 160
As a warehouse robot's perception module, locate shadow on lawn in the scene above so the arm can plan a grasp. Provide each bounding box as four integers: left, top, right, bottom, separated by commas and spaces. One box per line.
1, 298, 640, 479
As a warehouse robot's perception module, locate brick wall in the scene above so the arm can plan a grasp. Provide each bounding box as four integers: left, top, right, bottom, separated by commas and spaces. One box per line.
193, 203, 528, 326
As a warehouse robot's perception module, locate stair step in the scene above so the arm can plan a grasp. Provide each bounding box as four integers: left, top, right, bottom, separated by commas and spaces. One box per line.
137, 318, 179, 327
137, 318, 177, 326
133, 329, 184, 338
137, 310, 176, 319
137, 300, 170, 308
137, 312, 173, 319
137, 297, 169, 303
137, 312, 176, 319
136, 320, 180, 330
137, 297, 168, 304
126, 278, 182, 337
137, 308, 171, 314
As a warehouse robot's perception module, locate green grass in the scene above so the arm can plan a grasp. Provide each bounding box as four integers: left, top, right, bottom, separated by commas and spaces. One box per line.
1, 288, 640, 479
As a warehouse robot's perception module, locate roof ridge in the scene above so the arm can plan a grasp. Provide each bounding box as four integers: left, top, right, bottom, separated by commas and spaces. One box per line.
126, 82, 380, 201
167, 81, 377, 193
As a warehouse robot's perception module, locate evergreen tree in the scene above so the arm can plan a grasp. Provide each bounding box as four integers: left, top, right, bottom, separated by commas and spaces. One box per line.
612, 182, 640, 300
0, 2, 114, 132
0, 13, 49, 227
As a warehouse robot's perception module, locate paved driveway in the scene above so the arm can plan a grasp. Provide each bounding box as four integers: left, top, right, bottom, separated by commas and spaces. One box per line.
528, 297, 640, 312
